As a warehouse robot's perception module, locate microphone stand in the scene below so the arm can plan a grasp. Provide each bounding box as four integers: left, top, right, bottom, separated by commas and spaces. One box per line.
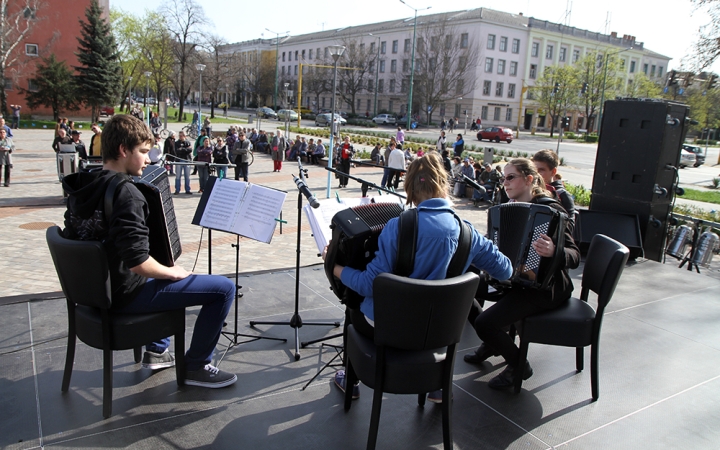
250, 159, 340, 361
325, 166, 407, 201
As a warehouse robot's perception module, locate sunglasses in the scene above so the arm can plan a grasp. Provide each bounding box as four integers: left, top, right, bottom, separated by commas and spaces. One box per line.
503, 174, 523, 183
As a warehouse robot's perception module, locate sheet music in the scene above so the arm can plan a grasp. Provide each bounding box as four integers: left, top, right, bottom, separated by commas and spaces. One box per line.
198, 179, 287, 244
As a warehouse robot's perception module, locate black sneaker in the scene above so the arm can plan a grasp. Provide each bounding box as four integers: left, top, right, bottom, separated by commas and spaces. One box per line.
141, 349, 175, 370
488, 361, 533, 390
185, 364, 237, 388
463, 343, 499, 364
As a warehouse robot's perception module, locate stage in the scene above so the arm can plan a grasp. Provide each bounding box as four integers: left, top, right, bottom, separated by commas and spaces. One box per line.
2, 258, 720, 449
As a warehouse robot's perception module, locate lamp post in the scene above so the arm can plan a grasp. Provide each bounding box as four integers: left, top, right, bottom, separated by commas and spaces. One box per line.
127, 76, 132, 113
266, 28, 290, 111
196, 63, 206, 134
284, 82, 290, 137
144, 71, 151, 127
400, 0, 431, 130
598, 46, 633, 134
225, 83, 229, 117
326, 45, 346, 198
369, 33, 380, 117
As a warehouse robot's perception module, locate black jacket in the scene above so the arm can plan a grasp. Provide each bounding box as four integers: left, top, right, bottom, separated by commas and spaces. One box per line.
62, 170, 149, 309
174, 139, 192, 161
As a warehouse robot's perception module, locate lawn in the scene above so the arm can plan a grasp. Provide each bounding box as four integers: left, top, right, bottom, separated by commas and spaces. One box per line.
679, 188, 720, 205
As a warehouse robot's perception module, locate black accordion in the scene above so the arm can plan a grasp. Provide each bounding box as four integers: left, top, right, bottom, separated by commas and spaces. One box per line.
324, 202, 404, 308
487, 203, 565, 290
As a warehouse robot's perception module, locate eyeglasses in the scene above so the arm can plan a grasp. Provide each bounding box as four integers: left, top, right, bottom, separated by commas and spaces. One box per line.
503, 174, 523, 183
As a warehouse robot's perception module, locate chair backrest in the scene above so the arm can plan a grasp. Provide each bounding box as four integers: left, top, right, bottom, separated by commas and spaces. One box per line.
581, 234, 630, 313
372, 272, 480, 351
46, 226, 112, 310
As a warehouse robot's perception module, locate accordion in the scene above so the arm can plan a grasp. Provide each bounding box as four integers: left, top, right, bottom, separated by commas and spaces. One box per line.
324, 202, 404, 308
487, 203, 565, 290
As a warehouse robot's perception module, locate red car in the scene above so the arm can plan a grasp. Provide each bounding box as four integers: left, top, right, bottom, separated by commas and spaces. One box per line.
100, 105, 115, 116
477, 127, 513, 143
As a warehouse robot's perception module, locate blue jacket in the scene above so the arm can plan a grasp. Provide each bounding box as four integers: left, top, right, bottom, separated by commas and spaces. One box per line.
340, 198, 512, 320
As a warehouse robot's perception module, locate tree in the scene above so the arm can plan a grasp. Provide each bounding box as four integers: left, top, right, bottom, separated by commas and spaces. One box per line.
110, 8, 143, 112
692, 0, 720, 69
160, 0, 207, 121
203, 34, 237, 118
624, 72, 662, 99
0, 0, 43, 115
75, 0, 123, 123
531, 65, 580, 137
23, 54, 79, 120
333, 37, 375, 115
409, 21, 479, 124
303, 65, 331, 112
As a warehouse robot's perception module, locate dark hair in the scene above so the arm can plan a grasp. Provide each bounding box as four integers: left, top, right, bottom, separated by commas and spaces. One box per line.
532, 149, 560, 170
101, 115, 153, 162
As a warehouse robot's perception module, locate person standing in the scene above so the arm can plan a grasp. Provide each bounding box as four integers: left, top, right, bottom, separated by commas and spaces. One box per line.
149, 133, 163, 164
386, 141, 405, 190
0, 128, 14, 186
163, 131, 176, 175
448, 117, 455, 133
212, 137, 230, 179
71, 130, 87, 160
231, 131, 252, 182
88, 124, 102, 157
396, 126, 405, 147
380, 138, 395, 188
271, 130, 286, 172
440, 118, 446, 131
196, 137, 213, 193
436, 131, 446, 151
337, 136, 354, 188
452, 134, 464, 158
174, 131, 193, 194
10, 104, 21, 129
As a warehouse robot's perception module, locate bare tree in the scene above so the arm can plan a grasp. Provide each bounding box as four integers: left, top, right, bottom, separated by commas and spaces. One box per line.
303, 65, 331, 112
407, 21, 479, 124
202, 35, 237, 118
333, 36, 375, 115
160, 0, 207, 120
0, 0, 44, 114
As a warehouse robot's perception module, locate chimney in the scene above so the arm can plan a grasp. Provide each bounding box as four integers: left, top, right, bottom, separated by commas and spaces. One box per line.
611, 32, 617, 38
519, 12, 523, 16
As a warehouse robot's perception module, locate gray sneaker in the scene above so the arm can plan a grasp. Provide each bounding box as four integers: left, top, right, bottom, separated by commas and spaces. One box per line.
185, 364, 237, 388
141, 349, 175, 370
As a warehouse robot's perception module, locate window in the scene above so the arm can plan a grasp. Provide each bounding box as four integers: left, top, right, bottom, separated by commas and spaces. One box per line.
643, 63, 648, 74
572, 49, 580, 63
651, 65, 656, 76
370, 42, 375, 53
505, 108, 513, 122
483, 80, 491, 95
367, 79, 373, 91
281, 66, 285, 75
431, 36, 439, 51
658, 66, 664, 77
293, 65, 297, 75
367, 99, 371, 111
487, 34, 496, 50
445, 34, 452, 50
498, 59, 506, 74
389, 79, 395, 93
428, 57, 436, 72
510, 61, 518, 76
324, 47, 329, 58
458, 56, 467, 70
461, 33, 468, 49
531, 42, 539, 57
317, 48, 321, 59
404, 38, 411, 52
391, 60, 397, 73
4, 78, 12, 90
380, 60, 386, 73
500, 37, 508, 52
369, 61, 375, 72
456, 79, 464, 95
495, 82, 504, 97
546, 45, 553, 60
485, 57, 494, 73
28, 79, 38, 92
630, 60, 636, 73
559, 47, 566, 62
294, 51, 298, 60
403, 59, 409, 72
301, 50, 305, 60
381, 41, 387, 54
529, 64, 537, 79
377, 100, 382, 110
401, 78, 408, 93
322, 97, 326, 108
392, 40, 398, 53
481, 106, 488, 120
494, 107, 501, 121
309, 49, 313, 59
417, 38, 424, 52
389, 100, 394, 112
512, 38, 520, 54
378, 79, 384, 93
508, 83, 516, 98
282, 52, 286, 62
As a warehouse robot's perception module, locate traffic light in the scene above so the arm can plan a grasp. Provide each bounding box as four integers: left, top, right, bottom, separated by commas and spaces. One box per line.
562, 116, 571, 127
710, 74, 718, 89
667, 70, 678, 87
684, 73, 695, 87
552, 82, 560, 94
581, 82, 588, 94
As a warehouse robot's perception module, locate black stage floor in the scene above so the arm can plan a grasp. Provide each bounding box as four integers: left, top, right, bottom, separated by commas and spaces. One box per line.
2, 260, 720, 449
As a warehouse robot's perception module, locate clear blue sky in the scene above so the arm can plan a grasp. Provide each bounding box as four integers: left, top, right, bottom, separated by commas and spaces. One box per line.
113, 0, 718, 72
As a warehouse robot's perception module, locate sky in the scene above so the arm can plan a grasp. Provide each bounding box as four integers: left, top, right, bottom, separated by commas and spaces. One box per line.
113, 0, 718, 72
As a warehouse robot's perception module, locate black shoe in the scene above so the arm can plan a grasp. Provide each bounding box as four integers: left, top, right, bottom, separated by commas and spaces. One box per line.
463, 343, 499, 364
488, 361, 533, 390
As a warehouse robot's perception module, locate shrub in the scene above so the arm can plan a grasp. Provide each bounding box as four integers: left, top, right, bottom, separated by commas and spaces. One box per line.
711, 177, 720, 189
584, 135, 598, 143
564, 131, 575, 139
565, 183, 591, 206
697, 139, 718, 145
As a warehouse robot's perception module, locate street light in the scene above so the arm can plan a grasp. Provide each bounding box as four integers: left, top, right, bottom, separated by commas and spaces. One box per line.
127, 76, 132, 113
284, 82, 290, 137
225, 83, 229, 117
196, 63, 206, 134
369, 33, 380, 117
326, 44, 346, 198
400, 0, 431, 130
144, 71, 151, 127
266, 28, 290, 111
598, 46, 633, 133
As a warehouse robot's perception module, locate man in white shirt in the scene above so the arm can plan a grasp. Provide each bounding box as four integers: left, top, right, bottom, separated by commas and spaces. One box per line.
148, 133, 163, 164
386, 142, 406, 190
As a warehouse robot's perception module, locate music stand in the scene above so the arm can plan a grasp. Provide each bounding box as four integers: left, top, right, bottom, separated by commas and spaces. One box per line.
192, 177, 288, 359
250, 163, 340, 361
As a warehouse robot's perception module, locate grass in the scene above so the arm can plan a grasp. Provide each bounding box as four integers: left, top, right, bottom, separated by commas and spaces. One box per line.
678, 188, 720, 205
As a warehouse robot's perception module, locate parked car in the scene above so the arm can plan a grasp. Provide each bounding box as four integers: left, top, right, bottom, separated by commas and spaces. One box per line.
277, 109, 300, 121
297, 107, 313, 115
257, 107, 278, 119
315, 113, 347, 127
682, 144, 705, 167
217, 102, 229, 109
680, 148, 696, 168
100, 105, 115, 116
477, 127, 513, 143
372, 114, 397, 125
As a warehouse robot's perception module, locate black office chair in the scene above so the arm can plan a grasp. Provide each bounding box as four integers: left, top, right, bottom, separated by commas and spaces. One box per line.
343, 272, 480, 450
513, 234, 630, 399
46, 226, 186, 418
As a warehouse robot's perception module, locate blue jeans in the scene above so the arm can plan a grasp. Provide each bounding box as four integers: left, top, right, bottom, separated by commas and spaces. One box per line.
197, 164, 209, 191
175, 164, 191, 193
380, 167, 390, 187
216, 165, 228, 179
118, 275, 235, 371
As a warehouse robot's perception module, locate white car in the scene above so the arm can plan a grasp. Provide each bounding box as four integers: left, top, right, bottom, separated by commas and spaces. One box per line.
680, 149, 696, 168
372, 114, 396, 125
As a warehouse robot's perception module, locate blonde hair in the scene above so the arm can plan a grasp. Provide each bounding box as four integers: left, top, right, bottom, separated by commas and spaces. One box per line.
505, 158, 550, 199
403, 152, 448, 205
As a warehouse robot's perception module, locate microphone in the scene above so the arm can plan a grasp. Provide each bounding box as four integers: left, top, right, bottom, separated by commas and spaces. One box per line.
293, 174, 320, 208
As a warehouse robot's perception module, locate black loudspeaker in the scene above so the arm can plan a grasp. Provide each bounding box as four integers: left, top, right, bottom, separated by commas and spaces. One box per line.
590, 99, 690, 262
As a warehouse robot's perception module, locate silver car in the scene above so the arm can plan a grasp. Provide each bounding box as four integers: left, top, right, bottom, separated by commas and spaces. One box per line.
372, 114, 397, 125
315, 113, 347, 127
